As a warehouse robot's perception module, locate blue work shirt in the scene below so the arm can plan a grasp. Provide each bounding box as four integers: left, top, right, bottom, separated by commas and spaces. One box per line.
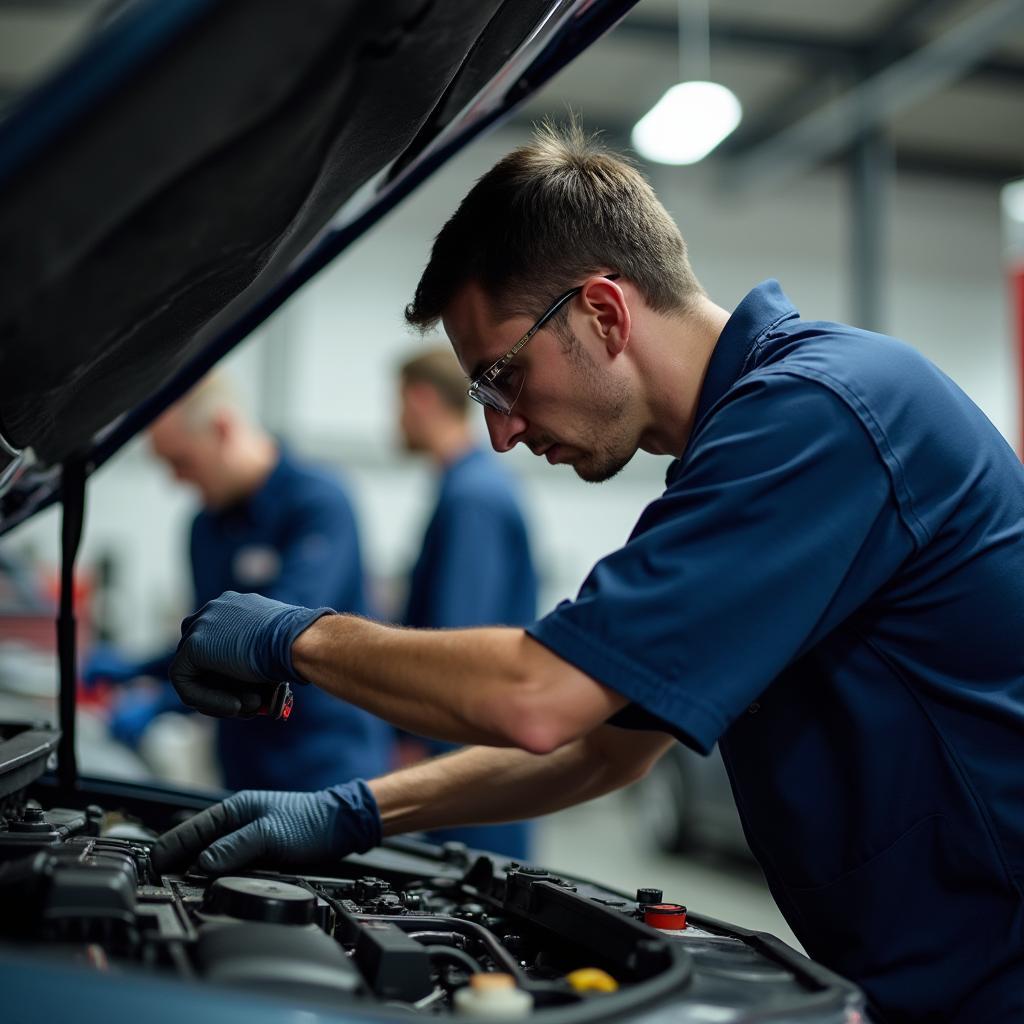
528, 281, 1024, 1024
404, 447, 537, 631
190, 448, 393, 791
405, 446, 537, 859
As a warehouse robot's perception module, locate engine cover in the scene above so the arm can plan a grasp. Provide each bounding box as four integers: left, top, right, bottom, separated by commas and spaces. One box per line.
0, 780, 867, 1023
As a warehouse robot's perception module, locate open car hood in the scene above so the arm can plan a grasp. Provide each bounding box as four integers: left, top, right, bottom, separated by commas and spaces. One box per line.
0, 0, 635, 535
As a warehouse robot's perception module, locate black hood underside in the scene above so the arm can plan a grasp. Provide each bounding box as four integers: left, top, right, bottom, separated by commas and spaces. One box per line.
0, 0, 634, 533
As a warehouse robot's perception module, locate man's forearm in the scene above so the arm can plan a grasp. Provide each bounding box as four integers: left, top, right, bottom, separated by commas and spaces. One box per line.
291, 615, 625, 752
368, 727, 676, 836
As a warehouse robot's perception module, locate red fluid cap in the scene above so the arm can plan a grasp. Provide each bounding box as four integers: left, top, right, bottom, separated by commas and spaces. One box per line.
644, 903, 687, 930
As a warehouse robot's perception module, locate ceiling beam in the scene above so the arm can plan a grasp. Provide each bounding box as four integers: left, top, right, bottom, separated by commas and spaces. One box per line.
614, 10, 1024, 89
618, 13, 859, 65
718, 0, 978, 161
719, 0, 1024, 194
716, 72, 848, 159
892, 147, 1024, 184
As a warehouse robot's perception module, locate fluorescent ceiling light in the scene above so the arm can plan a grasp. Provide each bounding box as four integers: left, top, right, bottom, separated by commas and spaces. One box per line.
1002, 179, 1024, 223
631, 81, 742, 166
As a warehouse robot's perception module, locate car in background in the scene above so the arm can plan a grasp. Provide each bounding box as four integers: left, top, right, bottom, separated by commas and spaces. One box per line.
0, 2, 866, 1021
630, 744, 753, 859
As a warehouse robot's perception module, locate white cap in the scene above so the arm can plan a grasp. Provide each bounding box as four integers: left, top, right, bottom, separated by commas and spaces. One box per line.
454, 973, 534, 1018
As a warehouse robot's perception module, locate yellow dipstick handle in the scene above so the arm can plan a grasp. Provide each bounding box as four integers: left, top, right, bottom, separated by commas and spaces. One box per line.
566, 968, 619, 993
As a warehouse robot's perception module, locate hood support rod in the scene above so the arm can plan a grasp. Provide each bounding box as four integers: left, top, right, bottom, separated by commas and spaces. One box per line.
56, 457, 86, 795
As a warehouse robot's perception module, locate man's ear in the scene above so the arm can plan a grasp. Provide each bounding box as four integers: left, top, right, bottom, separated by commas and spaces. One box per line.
580, 275, 630, 357
211, 409, 233, 444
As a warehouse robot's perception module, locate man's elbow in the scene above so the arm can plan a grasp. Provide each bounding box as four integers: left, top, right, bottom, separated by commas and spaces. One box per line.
496, 680, 606, 755
506, 711, 577, 755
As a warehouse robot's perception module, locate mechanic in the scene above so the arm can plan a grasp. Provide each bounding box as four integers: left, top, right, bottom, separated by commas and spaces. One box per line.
86, 373, 393, 790
153, 125, 1024, 1024
395, 345, 537, 859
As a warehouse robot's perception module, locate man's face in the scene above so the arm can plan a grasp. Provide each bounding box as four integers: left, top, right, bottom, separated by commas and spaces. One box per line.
398, 381, 428, 453
148, 408, 230, 508
443, 280, 639, 483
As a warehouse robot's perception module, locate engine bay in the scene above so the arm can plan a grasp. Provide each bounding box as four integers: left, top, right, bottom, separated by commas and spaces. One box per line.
0, 724, 865, 1021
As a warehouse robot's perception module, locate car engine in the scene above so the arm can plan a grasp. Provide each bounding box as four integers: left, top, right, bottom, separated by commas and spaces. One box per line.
0, 724, 865, 1022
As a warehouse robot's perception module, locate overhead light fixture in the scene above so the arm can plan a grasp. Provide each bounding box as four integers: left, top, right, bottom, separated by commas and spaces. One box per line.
1002, 179, 1024, 223
631, 0, 742, 166
632, 81, 742, 165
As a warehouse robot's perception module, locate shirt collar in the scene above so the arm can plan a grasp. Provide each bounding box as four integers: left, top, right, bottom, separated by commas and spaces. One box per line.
218, 444, 290, 524
666, 280, 799, 487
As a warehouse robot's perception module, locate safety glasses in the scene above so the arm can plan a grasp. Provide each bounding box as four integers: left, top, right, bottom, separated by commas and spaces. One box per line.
467, 274, 619, 415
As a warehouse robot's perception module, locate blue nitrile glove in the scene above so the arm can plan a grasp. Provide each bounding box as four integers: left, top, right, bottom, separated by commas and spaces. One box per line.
82, 644, 139, 689
169, 591, 335, 718
109, 687, 168, 748
148, 780, 382, 875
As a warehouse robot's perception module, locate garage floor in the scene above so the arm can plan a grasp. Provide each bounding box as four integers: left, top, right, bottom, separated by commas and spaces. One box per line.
536, 789, 802, 951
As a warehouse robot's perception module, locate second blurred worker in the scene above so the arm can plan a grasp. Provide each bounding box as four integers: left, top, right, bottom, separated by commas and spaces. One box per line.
398, 347, 538, 859
90, 373, 394, 790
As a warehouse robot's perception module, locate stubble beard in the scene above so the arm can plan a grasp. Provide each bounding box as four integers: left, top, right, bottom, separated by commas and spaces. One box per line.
562, 329, 636, 483
572, 422, 634, 483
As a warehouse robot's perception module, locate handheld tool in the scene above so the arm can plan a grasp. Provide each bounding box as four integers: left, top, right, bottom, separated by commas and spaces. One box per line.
254, 681, 294, 720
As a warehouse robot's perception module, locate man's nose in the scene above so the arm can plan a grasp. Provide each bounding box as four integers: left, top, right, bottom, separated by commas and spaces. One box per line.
484, 405, 527, 453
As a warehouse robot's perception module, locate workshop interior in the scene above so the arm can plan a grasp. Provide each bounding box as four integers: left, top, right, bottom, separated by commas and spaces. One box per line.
0, 1, 1022, 1022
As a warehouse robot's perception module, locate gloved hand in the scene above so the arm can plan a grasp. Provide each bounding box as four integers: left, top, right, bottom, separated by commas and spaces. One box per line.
149, 780, 381, 875
169, 591, 334, 718
109, 687, 167, 748
82, 644, 139, 689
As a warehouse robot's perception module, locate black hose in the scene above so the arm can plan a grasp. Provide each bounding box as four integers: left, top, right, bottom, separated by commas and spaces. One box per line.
361, 915, 524, 979
426, 946, 482, 976
408, 930, 467, 948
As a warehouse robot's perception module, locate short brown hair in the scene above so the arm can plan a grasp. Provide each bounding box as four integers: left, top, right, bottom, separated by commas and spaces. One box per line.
405, 119, 703, 333
399, 345, 469, 415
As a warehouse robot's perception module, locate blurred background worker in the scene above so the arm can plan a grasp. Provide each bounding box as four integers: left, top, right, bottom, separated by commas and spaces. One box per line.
397, 346, 538, 859
84, 373, 394, 790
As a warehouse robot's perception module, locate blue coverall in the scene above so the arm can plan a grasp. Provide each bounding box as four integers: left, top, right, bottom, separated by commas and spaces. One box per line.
528, 281, 1024, 1024
404, 446, 538, 860
140, 448, 393, 791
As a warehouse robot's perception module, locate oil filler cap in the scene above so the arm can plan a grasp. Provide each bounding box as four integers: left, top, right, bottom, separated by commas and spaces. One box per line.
204, 876, 316, 925
643, 903, 687, 930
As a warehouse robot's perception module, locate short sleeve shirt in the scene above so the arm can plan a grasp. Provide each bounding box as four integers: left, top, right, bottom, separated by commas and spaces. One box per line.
527, 281, 1024, 1023
403, 446, 536, 630
191, 448, 394, 790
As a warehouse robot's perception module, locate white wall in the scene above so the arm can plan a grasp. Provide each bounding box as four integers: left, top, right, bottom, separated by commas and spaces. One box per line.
649, 159, 1017, 439
3, 124, 1018, 650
